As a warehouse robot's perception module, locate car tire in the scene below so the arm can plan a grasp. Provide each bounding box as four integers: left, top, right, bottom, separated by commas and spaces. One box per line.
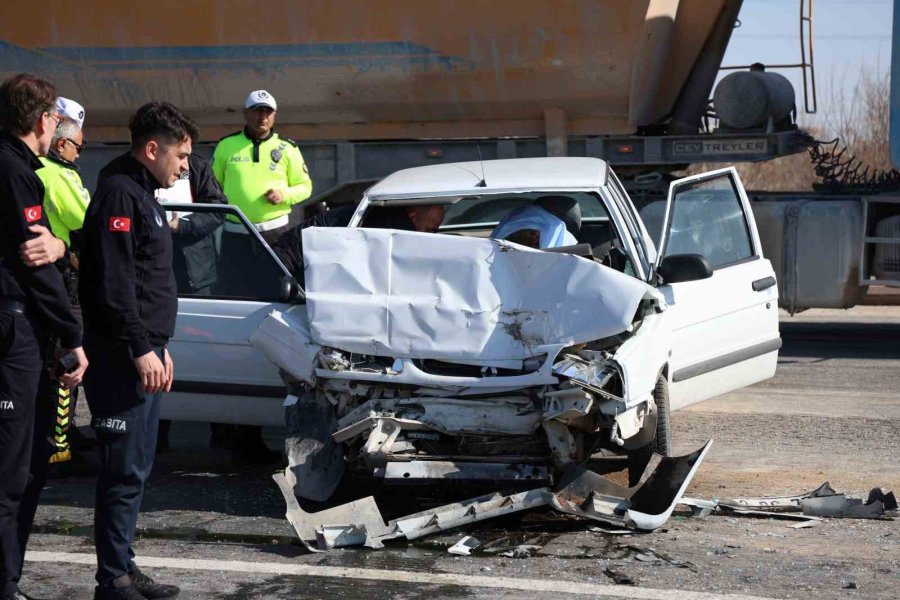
627, 374, 671, 487
284, 388, 346, 504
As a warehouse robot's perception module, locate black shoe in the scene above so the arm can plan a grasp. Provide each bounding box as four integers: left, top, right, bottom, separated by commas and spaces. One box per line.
129, 567, 180, 599
93, 584, 147, 600
7, 590, 36, 600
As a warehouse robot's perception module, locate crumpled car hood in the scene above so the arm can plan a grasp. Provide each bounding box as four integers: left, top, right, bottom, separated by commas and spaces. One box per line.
302, 227, 654, 363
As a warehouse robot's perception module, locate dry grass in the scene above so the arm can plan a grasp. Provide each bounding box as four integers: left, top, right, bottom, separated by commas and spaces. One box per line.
678, 68, 892, 192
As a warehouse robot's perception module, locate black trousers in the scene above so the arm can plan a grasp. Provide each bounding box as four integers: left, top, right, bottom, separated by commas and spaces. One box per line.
14, 361, 58, 581
16, 306, 83, 577
0, 311, 40, 597
83, 341, 163, 586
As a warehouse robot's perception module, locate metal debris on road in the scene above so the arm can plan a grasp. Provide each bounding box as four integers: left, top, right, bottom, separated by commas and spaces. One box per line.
499, 544, 542, 558
623, 545, 697, 571
680, 482, 897, 522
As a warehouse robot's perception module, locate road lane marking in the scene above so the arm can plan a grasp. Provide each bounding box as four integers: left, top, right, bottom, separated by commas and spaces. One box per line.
26, 550, 778, 600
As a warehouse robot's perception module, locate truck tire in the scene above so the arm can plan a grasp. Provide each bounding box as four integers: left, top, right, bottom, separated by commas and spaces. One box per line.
627, 374, 671, 487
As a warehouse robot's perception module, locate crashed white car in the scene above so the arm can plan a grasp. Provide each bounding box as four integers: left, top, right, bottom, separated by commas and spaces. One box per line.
241, 157, 781, 515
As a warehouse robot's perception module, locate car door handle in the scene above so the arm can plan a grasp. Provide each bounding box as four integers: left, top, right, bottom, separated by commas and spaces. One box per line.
752, 276, 776, 292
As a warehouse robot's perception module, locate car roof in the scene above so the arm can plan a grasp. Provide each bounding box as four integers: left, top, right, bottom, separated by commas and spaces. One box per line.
366, 157, 609, 200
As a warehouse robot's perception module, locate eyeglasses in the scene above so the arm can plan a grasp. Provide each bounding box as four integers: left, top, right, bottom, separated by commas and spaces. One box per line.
45, 112, 61, 127
62, 138, 85, 155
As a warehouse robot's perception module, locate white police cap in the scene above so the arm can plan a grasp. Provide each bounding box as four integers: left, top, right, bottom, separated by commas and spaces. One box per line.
245, 90, 277, 111
56, 97, 85, 129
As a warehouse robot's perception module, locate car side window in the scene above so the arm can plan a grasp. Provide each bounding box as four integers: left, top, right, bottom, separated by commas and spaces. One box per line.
663, 174, 755, 268
164, 204, 291, 302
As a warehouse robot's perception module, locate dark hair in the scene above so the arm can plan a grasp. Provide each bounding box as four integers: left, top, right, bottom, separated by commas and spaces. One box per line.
129, 102, 199, 150
0, 73, 57, 136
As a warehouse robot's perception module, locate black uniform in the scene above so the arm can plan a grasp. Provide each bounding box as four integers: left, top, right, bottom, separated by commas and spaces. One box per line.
0, 133, 81, 598
79, 154, 177, 587
98, 153, 226, 295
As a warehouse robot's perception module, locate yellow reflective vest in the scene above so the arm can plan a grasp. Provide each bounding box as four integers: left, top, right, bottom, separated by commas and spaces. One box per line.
212, 129, 312, 224
36, 153, 90, 248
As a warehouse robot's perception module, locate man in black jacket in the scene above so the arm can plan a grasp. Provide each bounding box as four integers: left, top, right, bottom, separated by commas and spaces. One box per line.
98, 153, 226, 296
80, 102, 196, 600
99, 153, 225, 454
0, 73, 88, 600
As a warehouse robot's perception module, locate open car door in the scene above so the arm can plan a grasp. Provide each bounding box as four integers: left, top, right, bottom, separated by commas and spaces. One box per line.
163, 203, 303, 426
654, 168, 780, 410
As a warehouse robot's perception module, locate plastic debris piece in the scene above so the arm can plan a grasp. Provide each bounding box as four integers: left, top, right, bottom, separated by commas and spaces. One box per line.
447, 535, 481, 556
788, 520, 820, 529
719, 482, 837, 512
801, 492, 893, 519
866, 488, 897, 511
604, 568, 635, 585
499, 544, 542, 559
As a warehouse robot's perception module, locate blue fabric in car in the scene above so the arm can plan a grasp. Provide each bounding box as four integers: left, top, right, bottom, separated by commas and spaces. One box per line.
491, 205, 578, 249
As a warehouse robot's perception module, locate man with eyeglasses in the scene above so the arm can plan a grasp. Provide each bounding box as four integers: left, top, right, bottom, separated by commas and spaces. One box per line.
0, 73, 88, 600
12, 98, 93, 592
36, 97, 90, 251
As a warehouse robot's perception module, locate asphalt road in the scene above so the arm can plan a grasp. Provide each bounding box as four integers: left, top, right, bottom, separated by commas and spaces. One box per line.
18, 307, 900, 600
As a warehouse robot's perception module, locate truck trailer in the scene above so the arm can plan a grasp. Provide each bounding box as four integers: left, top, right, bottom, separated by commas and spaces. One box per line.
1, 0, 897, 309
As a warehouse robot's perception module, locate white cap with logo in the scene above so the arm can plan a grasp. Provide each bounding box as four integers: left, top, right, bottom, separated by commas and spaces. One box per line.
245, 90, 277, 111
55, 97, 85, 129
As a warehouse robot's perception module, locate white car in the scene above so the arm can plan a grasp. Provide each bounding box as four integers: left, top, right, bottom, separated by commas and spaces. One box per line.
164, 157, 780, 509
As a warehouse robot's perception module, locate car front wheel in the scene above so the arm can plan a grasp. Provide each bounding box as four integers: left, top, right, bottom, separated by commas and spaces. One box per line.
627, 373, 671, 487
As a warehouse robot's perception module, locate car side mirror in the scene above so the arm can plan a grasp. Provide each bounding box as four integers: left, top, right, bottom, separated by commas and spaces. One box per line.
280, 275, 305, 303
658, 254, 713, 284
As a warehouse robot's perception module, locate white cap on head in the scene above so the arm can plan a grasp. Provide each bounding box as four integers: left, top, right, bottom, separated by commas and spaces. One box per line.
245, 90, 277, 111
55, 97, 85, 129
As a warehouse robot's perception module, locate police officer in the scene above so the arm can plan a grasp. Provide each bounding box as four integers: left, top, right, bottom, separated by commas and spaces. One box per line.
80, 102, 195, 600
211, 90, 312, 464
37, 97, 91, 461
14, 97, 93, 588
0, 73, 88, 600
98, 151, 226, 453
212, 89, 312, 244
212, 90, 311, 297
39, 97, 90, 249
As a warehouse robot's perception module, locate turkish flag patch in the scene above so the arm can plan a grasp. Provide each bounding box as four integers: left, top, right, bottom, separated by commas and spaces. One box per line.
109, 217, 131, 232
24, 205, 41, 223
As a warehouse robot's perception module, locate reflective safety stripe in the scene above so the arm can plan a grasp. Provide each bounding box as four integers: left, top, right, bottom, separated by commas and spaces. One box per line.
49, 386, 72, 464
222, 214, 289, 234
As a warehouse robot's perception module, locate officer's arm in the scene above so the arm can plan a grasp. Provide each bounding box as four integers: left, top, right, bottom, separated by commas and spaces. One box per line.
56, 176, 90, 247
178, 156, 226, 242
272, 226, 304, 282
88, 192, 151, 357
1, 172, 81, 348
278, 145, 313, 206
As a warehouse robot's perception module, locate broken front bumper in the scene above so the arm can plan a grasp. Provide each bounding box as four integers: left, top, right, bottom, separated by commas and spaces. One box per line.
274, 440, 712, 551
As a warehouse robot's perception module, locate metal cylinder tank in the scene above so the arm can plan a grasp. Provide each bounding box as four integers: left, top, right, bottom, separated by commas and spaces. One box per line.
713, 70, 796, 129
